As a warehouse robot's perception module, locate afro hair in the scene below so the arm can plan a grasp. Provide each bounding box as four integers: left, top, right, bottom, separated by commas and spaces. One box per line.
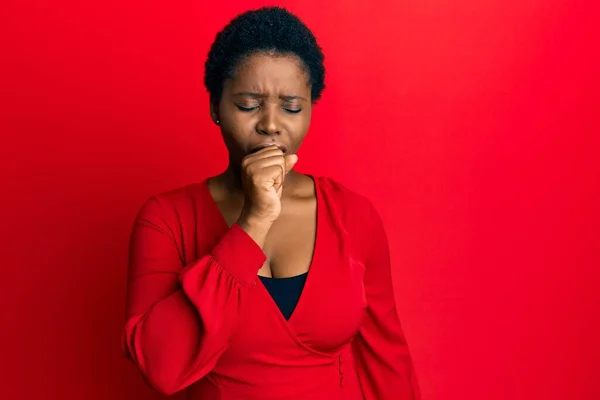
204, 6, 326, 104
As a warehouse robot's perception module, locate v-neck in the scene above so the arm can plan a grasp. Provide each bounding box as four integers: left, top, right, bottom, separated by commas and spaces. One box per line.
202, 174, 322, 325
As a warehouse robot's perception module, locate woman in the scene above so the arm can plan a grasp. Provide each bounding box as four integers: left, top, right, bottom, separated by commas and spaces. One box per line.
122, 6, 420, 400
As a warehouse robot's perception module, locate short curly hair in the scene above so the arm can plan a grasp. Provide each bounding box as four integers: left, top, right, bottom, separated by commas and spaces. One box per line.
204, 6, 326, 104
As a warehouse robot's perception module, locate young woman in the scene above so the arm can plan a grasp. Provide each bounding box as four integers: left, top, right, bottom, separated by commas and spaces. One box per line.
122, 6, 420, 400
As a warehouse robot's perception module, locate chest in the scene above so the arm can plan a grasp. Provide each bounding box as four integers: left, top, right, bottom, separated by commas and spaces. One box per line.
218, 197, 318, 278
216, 230, 368, 363
200, 181, 369, 359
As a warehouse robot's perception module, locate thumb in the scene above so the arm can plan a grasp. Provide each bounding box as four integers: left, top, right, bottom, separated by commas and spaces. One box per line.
284, 153, 299, 174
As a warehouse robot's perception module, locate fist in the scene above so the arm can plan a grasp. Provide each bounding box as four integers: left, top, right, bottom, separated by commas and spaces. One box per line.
239, 145, 298, 223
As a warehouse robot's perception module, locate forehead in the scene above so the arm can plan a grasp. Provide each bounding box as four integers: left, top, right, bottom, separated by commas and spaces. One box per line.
227, 53, 311, 95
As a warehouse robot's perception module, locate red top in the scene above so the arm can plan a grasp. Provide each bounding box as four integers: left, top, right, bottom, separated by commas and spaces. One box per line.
122, 175, 420, 399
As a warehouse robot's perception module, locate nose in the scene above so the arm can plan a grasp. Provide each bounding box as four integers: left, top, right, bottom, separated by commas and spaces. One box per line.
255, 107, 280, 136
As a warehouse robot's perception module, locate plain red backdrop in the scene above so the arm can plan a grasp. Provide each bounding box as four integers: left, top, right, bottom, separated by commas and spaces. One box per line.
1, 0, 599, 399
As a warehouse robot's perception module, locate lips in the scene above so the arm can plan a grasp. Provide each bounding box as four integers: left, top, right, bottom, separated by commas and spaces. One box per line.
248, 143, 289, 154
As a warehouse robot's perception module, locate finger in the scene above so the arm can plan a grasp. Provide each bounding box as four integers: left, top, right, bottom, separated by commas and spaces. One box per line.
241, 147, 284, 168
245, 154, 286, 174
257, 164, 285, 191
284, 154, 298, 174
248, 154, 295, 187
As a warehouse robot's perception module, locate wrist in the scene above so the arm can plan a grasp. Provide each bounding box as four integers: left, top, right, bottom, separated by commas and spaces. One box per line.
236, 213, 273, 248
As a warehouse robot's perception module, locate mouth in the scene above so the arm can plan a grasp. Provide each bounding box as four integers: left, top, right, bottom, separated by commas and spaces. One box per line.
248, 143, 289, 154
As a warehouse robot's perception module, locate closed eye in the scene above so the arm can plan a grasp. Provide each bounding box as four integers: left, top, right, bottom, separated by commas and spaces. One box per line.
236, 104, 302, 114
236, 105, 258, 112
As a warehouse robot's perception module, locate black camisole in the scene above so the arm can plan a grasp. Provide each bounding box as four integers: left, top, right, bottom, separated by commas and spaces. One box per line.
258, 273, 308, 320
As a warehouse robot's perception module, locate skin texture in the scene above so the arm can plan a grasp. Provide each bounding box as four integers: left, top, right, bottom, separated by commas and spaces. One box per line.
207, 52, 318, 278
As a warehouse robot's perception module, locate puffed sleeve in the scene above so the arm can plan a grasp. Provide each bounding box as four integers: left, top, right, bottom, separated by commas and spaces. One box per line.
351, 202, 421, 399
122, 196, 265, 395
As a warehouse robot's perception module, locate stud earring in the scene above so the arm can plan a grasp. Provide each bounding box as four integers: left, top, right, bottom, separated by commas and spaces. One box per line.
215, 119, 220, 125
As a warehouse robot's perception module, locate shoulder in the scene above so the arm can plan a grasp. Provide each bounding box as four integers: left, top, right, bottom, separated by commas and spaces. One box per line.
315, 175, 378, 220
315, 175, 386, 248
134, 181, 207, 223
316, 175, 389, 262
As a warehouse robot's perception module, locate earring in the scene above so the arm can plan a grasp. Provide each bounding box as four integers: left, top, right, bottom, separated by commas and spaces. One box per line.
215, 119, 220, 125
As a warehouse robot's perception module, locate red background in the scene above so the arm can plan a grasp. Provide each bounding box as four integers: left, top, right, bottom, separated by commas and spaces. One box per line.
1, 1, 599, 399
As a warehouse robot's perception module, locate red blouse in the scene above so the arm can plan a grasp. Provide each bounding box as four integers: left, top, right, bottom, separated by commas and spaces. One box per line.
122, 175, 420, 399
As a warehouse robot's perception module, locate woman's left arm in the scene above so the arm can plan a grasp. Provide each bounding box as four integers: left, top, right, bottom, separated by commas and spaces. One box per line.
351, 203, 421, 400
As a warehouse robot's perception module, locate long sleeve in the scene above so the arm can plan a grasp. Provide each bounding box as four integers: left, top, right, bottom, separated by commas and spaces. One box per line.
121, 196, 266, 395
351, 203, 421, 400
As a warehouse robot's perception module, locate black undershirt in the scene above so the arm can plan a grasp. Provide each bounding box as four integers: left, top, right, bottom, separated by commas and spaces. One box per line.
259, 273, 308, 320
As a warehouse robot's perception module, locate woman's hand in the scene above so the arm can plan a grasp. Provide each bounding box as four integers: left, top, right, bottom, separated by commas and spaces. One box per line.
236, 145, 298, 246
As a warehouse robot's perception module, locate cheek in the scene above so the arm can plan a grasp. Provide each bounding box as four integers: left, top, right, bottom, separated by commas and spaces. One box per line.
292, 114, 311, 139
221, 125, 249, 150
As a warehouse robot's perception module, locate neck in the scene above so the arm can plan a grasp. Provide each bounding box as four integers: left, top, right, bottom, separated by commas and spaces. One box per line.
222, 163, 244, 192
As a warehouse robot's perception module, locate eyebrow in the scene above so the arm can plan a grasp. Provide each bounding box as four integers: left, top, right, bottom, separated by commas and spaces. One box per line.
232, 92, 307, 101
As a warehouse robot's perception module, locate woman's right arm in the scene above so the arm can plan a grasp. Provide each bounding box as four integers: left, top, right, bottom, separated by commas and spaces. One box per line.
122, 196, 266, 396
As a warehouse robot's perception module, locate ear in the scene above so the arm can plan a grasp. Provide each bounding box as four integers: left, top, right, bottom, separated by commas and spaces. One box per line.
210, 99, 220, 125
